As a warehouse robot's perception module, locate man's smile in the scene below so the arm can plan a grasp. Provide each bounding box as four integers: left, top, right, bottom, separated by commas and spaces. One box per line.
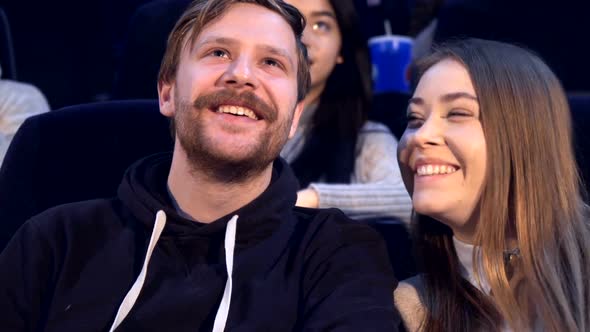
216, 105, 259, 120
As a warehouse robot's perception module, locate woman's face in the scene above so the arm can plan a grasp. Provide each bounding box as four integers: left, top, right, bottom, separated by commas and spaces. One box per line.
285, 0, 342, 98
397, 59, 487, 242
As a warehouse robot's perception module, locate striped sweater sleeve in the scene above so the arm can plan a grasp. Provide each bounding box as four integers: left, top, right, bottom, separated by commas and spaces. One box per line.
308, 121, 412, 223
0, 80, 50, 163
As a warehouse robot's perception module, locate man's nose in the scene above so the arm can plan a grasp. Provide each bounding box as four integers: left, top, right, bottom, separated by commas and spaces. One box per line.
220, 55, 259, 90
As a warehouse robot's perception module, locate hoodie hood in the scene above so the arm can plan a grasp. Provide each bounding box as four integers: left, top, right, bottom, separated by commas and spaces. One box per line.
117, 153, 299, 244
111, 152, 299, 331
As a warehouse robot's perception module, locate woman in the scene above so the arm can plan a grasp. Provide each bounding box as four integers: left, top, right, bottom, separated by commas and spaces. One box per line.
394, 38, 590, 331
283, 0, 412, 222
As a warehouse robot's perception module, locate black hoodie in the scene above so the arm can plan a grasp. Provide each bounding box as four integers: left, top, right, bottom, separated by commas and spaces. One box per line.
0, 153, 400, 331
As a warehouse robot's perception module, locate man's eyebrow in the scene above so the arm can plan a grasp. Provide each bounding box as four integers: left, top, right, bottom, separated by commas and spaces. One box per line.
408, 92, 478, 106
194, 36, 239, 49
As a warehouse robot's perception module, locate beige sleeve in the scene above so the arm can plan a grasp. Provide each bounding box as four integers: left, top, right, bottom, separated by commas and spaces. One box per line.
393, 276, 427, 332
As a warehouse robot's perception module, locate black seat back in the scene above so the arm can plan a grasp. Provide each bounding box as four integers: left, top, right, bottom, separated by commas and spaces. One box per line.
0, 100, 172, 250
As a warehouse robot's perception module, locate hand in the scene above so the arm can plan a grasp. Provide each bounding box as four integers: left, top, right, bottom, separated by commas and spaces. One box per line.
296, 188, 319, 208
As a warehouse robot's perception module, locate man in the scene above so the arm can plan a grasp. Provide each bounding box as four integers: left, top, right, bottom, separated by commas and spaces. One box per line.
0, 0, 399, 330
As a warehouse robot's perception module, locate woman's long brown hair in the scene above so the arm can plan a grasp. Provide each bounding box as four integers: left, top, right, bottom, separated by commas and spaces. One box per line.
412, 38, 590, 331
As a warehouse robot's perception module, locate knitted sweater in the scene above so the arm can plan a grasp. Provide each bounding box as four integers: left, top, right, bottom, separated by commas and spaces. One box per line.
0, 65, 50, 165
281, 117, 412, 223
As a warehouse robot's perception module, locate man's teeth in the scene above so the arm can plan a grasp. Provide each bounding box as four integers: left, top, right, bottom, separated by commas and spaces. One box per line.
416, 164, 457, 176
217, 105, 259, 120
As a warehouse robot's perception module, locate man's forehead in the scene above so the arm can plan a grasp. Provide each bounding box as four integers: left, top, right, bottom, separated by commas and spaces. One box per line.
191, 3, 298, 55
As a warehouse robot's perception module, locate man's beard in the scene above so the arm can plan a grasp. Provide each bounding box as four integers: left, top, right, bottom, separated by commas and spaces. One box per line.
174, 89, 294, 183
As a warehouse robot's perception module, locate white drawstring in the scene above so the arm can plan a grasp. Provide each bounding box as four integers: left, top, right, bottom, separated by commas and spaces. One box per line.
108, 212, 238, 332
109, 210, 167, 332
212, 215, 238, 332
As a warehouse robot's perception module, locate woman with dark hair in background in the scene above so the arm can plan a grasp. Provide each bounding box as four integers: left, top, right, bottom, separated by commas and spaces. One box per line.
394, 38, 590, 331
284, 0, 412, 222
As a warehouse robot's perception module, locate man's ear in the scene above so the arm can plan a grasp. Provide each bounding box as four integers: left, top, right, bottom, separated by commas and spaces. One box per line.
158, 81, 175, 118
288, 101, 305, 139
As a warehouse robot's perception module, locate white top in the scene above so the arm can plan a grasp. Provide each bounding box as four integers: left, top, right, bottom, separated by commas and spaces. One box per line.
453, 236, 492, 294
0, 65, 50, 165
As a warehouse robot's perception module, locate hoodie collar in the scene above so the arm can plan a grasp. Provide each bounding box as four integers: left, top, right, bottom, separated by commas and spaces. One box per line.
117, 153, 299, 244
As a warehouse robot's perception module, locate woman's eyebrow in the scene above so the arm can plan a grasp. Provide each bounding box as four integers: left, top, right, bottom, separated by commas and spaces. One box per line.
309, 10, 336, 19
439, 92, 478, 103
409, 92, 478, 106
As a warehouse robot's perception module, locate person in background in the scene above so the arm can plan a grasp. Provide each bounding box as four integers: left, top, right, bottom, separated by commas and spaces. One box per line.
0, 0, 400, 330
394, 38, 590, 331
284, 0, 412, 222
112, 0, 191, 99
0, 64, 50, 166
432, 0, 588, 92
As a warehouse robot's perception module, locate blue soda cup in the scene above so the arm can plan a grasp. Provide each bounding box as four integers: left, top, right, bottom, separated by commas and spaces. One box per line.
369, 35, 413, 94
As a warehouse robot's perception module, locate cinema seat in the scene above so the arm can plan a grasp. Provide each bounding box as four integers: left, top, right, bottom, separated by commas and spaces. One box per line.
0, 100, 172, 250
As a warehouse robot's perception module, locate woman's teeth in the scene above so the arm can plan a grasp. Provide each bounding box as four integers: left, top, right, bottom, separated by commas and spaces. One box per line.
416, 164, 457, 176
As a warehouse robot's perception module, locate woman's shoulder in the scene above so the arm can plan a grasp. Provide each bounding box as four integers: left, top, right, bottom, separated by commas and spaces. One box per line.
360, 120, 392, 134
394, 275, 425, 307
394, 275, 427, 332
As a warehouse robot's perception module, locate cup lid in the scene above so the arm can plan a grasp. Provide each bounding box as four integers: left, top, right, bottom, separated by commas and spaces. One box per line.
368, 35, 414, 44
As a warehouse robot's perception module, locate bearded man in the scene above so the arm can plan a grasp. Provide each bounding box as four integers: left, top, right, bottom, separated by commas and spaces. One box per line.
0, 1, 400, 330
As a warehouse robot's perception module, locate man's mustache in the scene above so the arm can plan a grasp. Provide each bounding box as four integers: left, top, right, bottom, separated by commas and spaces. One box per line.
193, 90, 277, 122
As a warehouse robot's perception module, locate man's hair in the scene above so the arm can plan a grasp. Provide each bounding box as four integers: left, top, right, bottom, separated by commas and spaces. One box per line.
411, 38, 590, 332
158, 0, 310, 102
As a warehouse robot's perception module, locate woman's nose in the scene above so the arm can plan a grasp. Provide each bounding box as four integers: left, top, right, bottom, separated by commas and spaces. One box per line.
410, 116, 445, 147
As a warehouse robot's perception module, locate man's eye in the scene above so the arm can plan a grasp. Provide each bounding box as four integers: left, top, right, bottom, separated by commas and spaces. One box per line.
211, 49, 228, 58
264, 58, 282, 69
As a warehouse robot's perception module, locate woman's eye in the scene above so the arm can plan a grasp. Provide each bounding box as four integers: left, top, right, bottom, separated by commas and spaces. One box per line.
312, 21, 331, 32
447, 109, 473, 118
406, 114, 424, 128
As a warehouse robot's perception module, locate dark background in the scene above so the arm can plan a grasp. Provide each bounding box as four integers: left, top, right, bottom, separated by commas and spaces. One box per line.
1, 0, 588, 110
